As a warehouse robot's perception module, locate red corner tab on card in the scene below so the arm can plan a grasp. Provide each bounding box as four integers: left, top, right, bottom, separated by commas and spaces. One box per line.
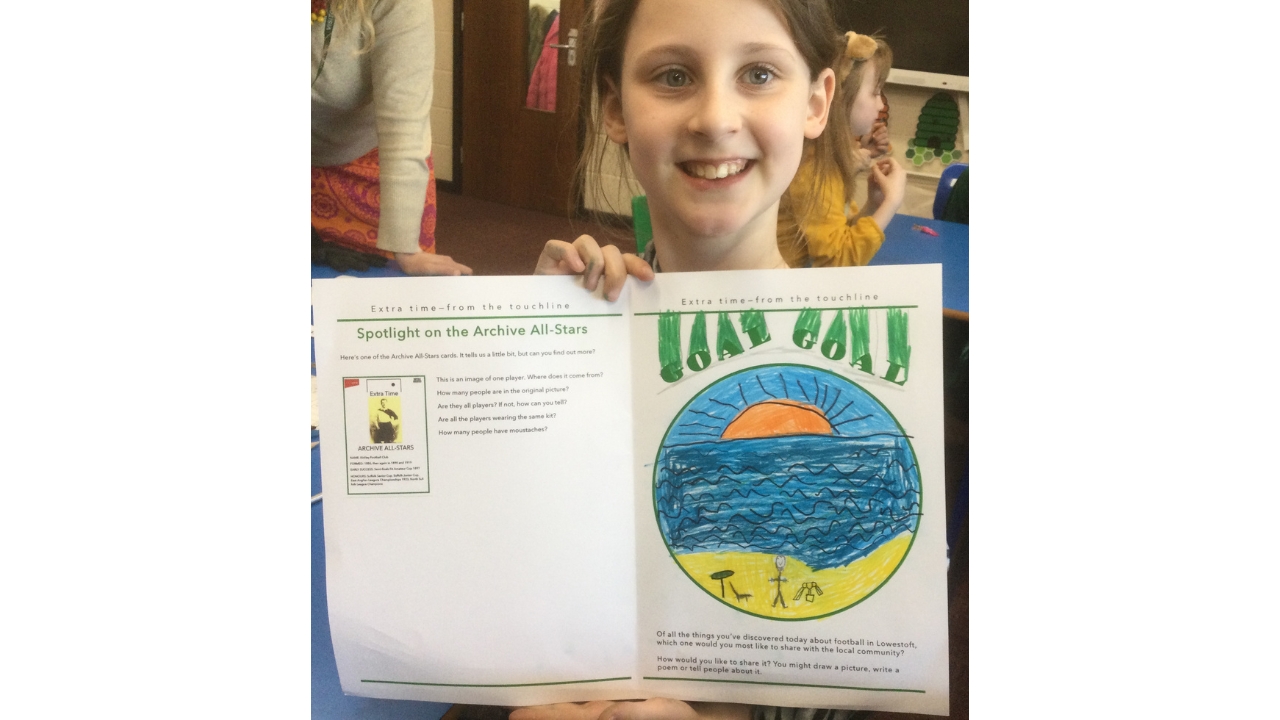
343, 378, 361, 388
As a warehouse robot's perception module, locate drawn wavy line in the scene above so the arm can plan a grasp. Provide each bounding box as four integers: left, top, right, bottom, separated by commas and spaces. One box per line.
659, 458, 918, 489
685, 408, 726, 421
677, 421, 724, 431
671, 432, 725, 441
830, 414, 875, 427
737, 383, 749, 406
678, 495, 921, 527
838, 432, 912, 441
782, 461, 873, 479
684, 487, 774, 503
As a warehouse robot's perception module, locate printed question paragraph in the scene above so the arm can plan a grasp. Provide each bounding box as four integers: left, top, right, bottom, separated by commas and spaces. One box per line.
432, 368, 606, 436
338, 347, 599, 362
651, 629, 916, 677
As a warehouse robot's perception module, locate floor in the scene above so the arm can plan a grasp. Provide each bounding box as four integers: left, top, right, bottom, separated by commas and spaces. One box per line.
434, 190, 637, 277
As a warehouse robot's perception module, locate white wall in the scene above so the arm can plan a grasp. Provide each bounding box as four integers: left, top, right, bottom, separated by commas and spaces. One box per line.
869, 81, 969, 218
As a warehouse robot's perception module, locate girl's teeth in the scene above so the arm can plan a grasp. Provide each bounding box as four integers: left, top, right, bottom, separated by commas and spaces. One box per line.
688, 161, 742, 178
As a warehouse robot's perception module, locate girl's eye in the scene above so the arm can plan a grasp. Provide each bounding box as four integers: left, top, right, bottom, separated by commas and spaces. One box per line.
660, 69, 690, 87
744, 67, 774, 85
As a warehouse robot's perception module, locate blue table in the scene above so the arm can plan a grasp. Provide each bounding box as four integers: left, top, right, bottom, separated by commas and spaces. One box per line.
870, 215, 969, 319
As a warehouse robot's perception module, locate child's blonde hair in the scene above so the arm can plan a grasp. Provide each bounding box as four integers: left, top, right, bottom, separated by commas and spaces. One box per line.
330, 0, 377, 54
775, 31, 893, 249
835, 32, 892, 140
833, 32, 893, 197
575, 0, 852, 233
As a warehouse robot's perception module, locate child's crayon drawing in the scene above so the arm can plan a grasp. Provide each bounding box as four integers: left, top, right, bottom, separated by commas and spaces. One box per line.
653, 364, 921, 620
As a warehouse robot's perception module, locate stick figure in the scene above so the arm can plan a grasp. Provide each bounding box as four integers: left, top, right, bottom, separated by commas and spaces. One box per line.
769, 554, 788, 608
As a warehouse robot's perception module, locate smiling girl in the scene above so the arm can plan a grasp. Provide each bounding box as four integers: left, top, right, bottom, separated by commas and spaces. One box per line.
520, 2, 870, 719
534, 0, 854, 297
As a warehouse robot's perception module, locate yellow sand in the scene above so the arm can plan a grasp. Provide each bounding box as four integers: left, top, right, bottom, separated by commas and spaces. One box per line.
677, 532, 913, 619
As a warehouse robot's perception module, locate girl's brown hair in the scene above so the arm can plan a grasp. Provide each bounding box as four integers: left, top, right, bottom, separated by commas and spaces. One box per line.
574, 0, 853, 234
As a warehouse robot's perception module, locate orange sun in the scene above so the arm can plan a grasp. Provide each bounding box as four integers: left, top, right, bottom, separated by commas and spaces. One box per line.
721, 400, 833, 439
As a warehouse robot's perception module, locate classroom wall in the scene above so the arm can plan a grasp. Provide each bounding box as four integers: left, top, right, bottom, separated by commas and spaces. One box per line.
436, 1, 968, 216
432, 0, 455, 182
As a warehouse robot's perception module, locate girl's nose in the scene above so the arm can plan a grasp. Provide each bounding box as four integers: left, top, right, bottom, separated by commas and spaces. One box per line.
688, 83, 741, 139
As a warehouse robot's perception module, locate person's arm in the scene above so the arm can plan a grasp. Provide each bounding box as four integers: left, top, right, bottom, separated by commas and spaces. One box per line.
797, 169, 885, 268
850, 157, 907, 239
370, 0, 472, 275
534, 234, 654, 301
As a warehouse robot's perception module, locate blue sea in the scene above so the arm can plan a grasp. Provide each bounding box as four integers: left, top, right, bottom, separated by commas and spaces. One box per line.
655, 433, 921, 571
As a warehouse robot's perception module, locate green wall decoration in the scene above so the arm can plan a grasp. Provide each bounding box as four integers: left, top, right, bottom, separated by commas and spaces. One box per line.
904, 92, 963, 167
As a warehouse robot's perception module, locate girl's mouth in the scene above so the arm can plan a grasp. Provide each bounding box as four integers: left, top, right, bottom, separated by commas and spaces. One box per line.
678, 159, 751, 180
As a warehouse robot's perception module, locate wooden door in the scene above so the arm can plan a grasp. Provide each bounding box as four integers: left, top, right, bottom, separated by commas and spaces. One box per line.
461, 0, 584, 217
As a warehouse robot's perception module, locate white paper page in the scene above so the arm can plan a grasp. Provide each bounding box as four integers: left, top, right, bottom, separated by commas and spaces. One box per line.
627, 266, 950, 715
313, 275, 639, 705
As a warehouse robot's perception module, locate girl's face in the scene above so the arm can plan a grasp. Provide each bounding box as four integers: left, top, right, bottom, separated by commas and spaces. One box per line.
603, 0, 833, 258
849, 62, 884, 137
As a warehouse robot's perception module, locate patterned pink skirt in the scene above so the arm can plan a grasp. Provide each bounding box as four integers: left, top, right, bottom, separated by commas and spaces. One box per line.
311, 148, 437, 257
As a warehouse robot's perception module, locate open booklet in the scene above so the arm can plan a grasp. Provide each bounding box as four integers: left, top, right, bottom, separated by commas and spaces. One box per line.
312, 264, 949, 715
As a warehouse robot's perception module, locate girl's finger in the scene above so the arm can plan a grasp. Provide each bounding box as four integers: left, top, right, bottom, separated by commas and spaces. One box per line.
622, 253, 656, 282
536, 239, 586, 275
572, 234, 607, 290
599, 244, 628, 301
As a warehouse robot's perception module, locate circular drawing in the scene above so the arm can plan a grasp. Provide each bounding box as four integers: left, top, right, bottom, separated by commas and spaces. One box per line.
653, 364, 921, 620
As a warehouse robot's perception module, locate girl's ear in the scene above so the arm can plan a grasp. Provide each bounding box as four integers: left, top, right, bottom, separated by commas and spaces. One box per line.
602, 79, 629, 144
803, 67, 836, 139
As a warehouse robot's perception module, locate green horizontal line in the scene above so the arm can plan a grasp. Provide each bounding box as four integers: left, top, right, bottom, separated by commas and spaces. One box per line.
641, 676, 924, 693
338, 314, 623, 323
634, 306, 917, 316
362, 676, 629, 688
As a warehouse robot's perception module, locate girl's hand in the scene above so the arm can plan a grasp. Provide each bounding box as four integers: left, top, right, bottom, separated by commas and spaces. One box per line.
535, 234, 654, 302
868, 157, 907, 215
394, 250, 474, 276
859, 122, 891, 159
859, 157, 908, 232
510, 699, 751, 720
